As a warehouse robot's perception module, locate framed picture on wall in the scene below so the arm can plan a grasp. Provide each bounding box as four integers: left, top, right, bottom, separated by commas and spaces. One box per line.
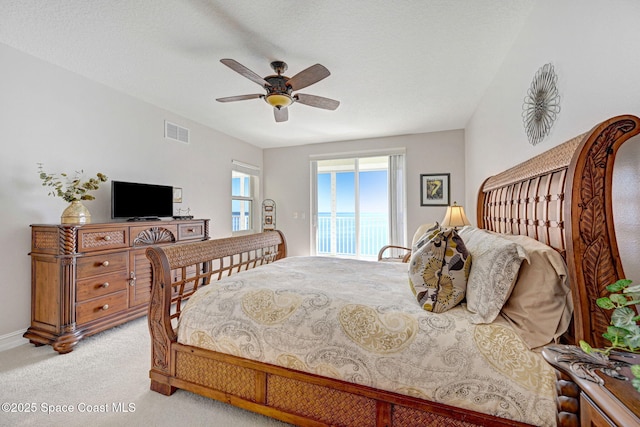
420, 173, 450, 206
173, 187, 183, 203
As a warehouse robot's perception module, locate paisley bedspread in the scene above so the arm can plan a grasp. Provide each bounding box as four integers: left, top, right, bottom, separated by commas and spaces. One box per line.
177, 256, 556, 426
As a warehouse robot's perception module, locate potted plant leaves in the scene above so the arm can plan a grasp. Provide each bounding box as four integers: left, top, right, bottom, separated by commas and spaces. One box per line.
580, 279, 640, 392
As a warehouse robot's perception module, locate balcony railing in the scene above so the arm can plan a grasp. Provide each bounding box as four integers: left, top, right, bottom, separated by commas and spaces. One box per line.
233, 212, 389, 259
232, 213, 249, 231
317, 213, 388, 258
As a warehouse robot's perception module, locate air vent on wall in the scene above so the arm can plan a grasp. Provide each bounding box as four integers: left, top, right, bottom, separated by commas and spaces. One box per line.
164, 121, 190, 144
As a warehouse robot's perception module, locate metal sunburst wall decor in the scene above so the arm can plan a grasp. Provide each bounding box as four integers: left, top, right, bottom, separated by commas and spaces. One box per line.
522, 63, 561, 145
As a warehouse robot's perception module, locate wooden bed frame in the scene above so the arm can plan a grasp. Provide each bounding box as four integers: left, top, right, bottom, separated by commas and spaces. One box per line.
146, 114, 639, 427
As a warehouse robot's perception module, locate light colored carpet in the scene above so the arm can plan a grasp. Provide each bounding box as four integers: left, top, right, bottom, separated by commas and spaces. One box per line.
0, 318, 291, 427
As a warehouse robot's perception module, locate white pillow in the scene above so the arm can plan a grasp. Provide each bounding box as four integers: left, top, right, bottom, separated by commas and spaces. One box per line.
457, 226, 527, 324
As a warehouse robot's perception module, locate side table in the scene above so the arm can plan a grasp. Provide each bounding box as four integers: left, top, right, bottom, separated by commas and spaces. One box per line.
542, 345, 640, 427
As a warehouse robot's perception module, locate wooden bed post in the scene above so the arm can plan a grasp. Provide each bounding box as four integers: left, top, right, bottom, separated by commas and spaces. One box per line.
273, 230, 287, 260
564, 114, 640, 348
146, 246, 178, 395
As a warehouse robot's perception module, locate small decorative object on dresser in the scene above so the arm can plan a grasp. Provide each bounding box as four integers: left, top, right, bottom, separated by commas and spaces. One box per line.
37, 163, 108, 224
173, 207, 193, 220
25, 218, 209, 353
60, 200, 92, 225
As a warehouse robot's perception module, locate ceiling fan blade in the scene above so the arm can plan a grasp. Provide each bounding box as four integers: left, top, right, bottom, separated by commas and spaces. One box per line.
220, 59, 271, 87
216, 94, 263, 103
286, 64, 330, 91
274, 107, 288, 122
294, 93, 340, 110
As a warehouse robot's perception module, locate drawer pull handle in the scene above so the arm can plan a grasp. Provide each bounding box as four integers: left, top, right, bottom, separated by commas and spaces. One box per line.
101, 261, 110, 267
129, 271, 136, 287
103, 235, 111, 241
187, 228, 195, 232
102, 304, 109, 311
101, 282, 110, 289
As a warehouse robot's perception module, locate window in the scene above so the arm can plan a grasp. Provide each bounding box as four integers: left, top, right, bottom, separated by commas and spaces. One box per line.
232, 160, 259, 233
311, 152, 406, 259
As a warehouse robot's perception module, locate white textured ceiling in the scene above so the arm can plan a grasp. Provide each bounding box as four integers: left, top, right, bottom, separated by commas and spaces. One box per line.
0, 1, 535, 149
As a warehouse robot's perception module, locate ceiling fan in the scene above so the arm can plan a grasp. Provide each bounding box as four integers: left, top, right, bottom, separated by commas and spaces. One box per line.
216, 59, 340, 123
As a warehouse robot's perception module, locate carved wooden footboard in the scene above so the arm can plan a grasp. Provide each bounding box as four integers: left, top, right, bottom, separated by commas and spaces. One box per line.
146, 230, 287, 395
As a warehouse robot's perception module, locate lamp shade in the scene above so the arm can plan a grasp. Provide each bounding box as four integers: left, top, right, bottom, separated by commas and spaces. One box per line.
265, 93, 293, 109
441, 201, 471, 230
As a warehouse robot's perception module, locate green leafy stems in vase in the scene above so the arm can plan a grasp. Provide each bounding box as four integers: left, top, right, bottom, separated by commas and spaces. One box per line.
38, 164, 108, 224
580, 279, 640, 392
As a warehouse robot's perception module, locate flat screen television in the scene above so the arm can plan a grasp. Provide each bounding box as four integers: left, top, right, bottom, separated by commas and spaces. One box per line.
111, 181, 174, 221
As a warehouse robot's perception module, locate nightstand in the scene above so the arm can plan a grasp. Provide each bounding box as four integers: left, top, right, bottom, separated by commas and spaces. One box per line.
542, 345, 640, 427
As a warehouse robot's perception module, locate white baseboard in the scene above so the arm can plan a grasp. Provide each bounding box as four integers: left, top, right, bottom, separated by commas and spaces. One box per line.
0, 329, 28, 352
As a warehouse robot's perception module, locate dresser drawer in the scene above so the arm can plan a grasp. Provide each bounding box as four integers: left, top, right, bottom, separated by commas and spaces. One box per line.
78, 227, 128, 252
76, 291, 128, 325
580, 393, 616, 427
76, 270, 129, 302
178, 222, 205, 241
130, 224, 177, 246
76, 252, 128, 279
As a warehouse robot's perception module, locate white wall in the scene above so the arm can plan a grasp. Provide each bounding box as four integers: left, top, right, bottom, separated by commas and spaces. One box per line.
613, 140, 640, 282
465, 0, 640, 278
263, 130, 465, 256
0, 42, 262, 337
466, 0, 640, 213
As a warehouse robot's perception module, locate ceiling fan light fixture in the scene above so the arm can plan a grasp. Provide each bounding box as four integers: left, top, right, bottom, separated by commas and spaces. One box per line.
265, 93, 293, 109
218, 59, 339, 122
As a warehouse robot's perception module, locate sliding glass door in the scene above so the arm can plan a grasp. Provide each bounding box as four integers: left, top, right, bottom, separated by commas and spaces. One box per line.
312, 153, 405, 259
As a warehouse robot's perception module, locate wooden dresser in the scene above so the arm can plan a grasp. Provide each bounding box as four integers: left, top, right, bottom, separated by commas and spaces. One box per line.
25, 219, 209, 353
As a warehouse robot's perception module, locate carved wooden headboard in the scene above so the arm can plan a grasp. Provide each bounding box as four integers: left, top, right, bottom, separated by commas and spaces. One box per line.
477, 115, 640, 348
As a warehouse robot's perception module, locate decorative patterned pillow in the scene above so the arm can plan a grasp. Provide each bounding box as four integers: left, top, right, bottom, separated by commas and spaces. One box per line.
408, 228, 471, 313
411, 222, 441, 252
457, 226, 528, 324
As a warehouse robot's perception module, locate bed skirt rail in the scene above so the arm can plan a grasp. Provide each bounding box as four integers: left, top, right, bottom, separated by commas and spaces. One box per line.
152, 342, 530, 427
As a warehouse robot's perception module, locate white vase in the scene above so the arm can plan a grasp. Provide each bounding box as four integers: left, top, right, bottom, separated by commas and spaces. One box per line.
61, 200, 91, 224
